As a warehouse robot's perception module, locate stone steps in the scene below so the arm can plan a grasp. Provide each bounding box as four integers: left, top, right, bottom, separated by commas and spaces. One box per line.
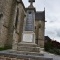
7, 50, 44, 56
18, 42, 38, 47
17, 46, 40, 52
0, 50, 53, 60
17, 42, 40, 53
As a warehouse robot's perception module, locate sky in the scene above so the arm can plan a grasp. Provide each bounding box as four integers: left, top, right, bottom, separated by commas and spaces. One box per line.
22, 0, 60, 42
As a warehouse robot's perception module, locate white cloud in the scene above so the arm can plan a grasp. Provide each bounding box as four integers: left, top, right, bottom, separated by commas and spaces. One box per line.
45, 0, 60, 42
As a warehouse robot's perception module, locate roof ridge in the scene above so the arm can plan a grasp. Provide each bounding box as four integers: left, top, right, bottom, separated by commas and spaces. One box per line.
36, 11, 44, 13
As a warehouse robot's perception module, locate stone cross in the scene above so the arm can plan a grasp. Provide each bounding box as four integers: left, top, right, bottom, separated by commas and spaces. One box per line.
29, 0, 35, 4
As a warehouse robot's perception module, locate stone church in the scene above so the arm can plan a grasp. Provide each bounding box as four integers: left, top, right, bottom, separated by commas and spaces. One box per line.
0, 0, 45, 49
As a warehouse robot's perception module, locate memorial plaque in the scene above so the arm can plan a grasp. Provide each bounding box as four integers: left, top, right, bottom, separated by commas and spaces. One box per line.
25, 13, 34, 31
23, 33, 33, 42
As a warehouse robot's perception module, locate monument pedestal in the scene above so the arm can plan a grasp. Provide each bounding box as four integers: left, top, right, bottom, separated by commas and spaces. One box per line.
17, 31, 40, 53
22, 31, 35, 43
17, 0, 41, 53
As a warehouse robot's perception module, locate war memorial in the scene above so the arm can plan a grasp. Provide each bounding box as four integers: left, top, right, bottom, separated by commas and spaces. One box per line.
0, 0, 53, 60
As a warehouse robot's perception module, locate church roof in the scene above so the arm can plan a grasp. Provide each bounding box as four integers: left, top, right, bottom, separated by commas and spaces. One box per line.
35, 11, 45, 21
45, 36, 51, 41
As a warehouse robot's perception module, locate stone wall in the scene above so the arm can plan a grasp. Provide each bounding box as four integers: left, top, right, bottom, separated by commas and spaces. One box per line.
0, 0, 5, 47
0, 0, 16, 48
0, 0, 4, 13
18, 4, 25, 42
12, 2, 25, 50
38, 21, 45, 48
35, 20, 45, 48
0, 53, 53, 60
0, 0, 25, 48
5, 0, 16, 47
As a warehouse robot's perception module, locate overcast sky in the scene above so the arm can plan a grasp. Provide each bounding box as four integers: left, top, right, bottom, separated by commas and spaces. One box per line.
22, 0, 60, 42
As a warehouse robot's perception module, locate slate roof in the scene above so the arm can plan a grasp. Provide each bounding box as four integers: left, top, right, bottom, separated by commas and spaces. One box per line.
45, 36, 51, 41
35, 11, 45, 21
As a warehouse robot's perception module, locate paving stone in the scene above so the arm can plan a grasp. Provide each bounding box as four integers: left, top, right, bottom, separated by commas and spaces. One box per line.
0, 51, 53, 60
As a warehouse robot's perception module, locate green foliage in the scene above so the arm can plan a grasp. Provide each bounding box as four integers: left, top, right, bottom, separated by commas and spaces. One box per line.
44, 41, 53, 51
44, 41, 60, 55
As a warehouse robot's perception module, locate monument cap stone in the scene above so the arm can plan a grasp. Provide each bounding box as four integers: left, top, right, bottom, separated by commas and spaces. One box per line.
28, 0, 35, 8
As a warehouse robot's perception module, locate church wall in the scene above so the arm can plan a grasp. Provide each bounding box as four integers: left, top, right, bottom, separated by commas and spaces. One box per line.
0, 0, 16, 48
35, 20, 45, 48
35, 21, 39, 44
0, 26, 8, 47
38, 20, 45, 48
0, 0, 5, 47
17, 4, 25, 42
6, 0, 17, 47
0, 0, 4, 13
0, 15, 3, 41
12, 3, 25, 50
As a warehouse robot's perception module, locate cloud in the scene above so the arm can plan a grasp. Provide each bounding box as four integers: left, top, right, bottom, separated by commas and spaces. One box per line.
56, 29, 60, 37
45, 0, 60, 42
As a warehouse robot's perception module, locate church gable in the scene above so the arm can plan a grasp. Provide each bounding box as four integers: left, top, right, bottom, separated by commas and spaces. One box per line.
35, 11, 45, 21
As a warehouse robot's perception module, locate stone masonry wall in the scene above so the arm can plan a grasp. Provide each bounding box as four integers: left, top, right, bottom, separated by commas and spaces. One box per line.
6, 0, 16, 47
0, 0, 25, 48
0, 0, 4, 13
38, 21, 45, 48
35, 20, 45, 48
0, 0, 16, 48
0, 56, 24, 60
0, 0, 5, 47
12, 3, 25, 50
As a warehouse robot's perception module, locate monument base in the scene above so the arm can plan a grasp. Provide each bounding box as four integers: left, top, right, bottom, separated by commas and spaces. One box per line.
17, 42, 40, 53
0, 50, 53, 60
22, 31, 35, 43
